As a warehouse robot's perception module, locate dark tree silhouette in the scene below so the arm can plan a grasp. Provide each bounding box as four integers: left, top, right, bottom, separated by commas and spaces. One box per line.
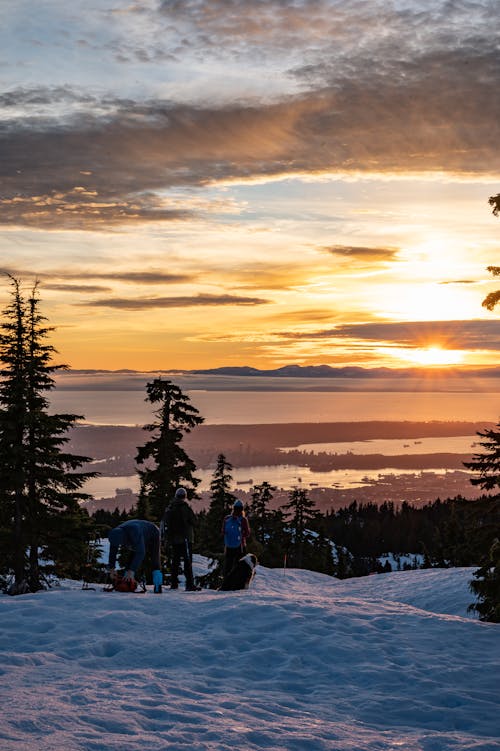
282, 486, 320, 568
482, 193, 500, 310
195, 454, 237, 588
135, 379, 203, 521
249, 481, 276, 546
0, 278, 95, 594
468, 538, 500, 622
488, 193, 500, 217
204, 453, 237, 553
0, 278, 28, 590
464, 424, 500, 491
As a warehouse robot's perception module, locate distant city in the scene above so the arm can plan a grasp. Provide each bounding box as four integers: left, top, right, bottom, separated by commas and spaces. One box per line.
70, 421, 492, 515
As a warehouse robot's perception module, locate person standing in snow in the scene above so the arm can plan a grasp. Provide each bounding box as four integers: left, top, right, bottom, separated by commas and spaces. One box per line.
222, 499, 251, 577
106, 519, 163, 592
162, 487, 199, 591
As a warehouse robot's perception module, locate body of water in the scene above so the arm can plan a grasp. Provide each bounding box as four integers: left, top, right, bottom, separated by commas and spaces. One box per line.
84, 466, 458, 499
85, 433, 477, 497
280, 435, 477, 456
49, 381, 493, 497
50, 388, 500, 426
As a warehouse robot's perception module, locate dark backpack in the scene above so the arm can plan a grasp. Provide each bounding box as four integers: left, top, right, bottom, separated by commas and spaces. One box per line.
224, 515, 243, 548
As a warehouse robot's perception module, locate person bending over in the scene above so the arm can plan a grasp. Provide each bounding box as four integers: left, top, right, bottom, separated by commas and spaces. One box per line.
106, 519, 163, 592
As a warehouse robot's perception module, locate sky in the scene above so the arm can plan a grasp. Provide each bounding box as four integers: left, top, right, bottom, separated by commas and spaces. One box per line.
1, 561, 499, 751
1, 0, 500, 371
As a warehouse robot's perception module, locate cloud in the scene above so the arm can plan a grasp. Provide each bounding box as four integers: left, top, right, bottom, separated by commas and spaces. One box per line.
0, 188, 193, 230
322, 245, 399, 262
0, 267, 195, 286
276, 320, 500, 351
81, 271, 195, 285
158, 1, 491, 62
0, 86, 95, 108
158, 0, 340, 50
219, 262, 313, 291
76, 293, 271, 310
42, 283, 112, 293
269, 308, 338, 323
1, 1, 498, 229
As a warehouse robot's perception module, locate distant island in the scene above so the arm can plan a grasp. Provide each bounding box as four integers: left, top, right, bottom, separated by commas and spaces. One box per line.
192, 364, 487, 378
64, 364, 500, 379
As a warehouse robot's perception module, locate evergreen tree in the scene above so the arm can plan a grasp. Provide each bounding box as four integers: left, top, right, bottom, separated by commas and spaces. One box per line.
0, 277, 27, 588
481, 193, 500, 310
203, 454, 237, 553
0, 278, 96, 594
468, 538, 500, 622
195, 454, 237, 589
489, 193, 500, 217
135, 379, 203, 521
282, 486, 320, 568
334, 546, 354, 579
463, 425, 500, 491
24, 285, 96, 588
260, 507, 288, 568
134, 487, 153, 521
250, 481, 276, 546
309, 525, 335, 575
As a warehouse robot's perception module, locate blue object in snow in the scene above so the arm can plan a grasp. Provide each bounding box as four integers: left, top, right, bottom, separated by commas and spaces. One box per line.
152, 569, 163, 593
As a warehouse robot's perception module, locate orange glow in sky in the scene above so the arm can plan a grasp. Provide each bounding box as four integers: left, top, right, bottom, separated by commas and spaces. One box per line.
403, 347, 465, 367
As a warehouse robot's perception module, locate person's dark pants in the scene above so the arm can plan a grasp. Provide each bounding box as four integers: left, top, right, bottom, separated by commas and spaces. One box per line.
149, 537, 162, 572
224, 546, 245, 577
171, 540, 195, 589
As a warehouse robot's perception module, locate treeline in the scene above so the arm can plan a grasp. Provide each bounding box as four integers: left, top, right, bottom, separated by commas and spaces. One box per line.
322, 496, 499, 573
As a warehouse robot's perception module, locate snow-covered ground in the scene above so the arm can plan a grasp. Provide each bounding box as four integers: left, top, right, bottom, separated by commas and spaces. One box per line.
1, 562, 499, 751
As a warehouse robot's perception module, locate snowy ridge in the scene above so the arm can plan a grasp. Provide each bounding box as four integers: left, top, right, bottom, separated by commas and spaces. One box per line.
0, 562, 498, 751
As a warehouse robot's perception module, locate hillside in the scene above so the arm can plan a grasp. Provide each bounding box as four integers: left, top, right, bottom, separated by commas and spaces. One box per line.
1, 564, 498, 750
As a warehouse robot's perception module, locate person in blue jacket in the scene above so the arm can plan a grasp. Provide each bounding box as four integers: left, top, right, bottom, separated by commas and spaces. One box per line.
106, 519, 163, 592
222, 499, 251, 578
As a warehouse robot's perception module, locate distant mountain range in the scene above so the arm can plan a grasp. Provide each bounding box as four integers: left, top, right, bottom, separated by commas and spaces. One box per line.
66, 364, 500, 378
191, 364, 500, 378
193, 365, 393, 377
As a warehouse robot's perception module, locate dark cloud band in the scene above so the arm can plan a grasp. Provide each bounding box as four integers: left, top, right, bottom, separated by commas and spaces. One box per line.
77, 294, 270, 310
277, 320, 500, 351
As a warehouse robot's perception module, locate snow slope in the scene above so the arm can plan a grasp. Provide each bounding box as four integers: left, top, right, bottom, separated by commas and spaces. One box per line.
0, 562, 499, 751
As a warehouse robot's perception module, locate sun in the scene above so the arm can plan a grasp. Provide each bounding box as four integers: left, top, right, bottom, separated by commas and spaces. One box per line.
407, 346, 464, 367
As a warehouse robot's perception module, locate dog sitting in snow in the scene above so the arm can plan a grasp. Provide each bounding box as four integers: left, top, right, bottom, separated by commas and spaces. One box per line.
220, 553, 258, 591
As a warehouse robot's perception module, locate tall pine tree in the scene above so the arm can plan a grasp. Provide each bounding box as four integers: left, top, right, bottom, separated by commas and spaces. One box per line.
203, 453, 237, 554
135, 379, 203, 521
250, 481, 276, 546
0, 278, 27, 589
463, 425, 500, 491
195, 454, 237, 588
0, 278, 96, 594
468, 538, 500, 622
282, 486, 320, 568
